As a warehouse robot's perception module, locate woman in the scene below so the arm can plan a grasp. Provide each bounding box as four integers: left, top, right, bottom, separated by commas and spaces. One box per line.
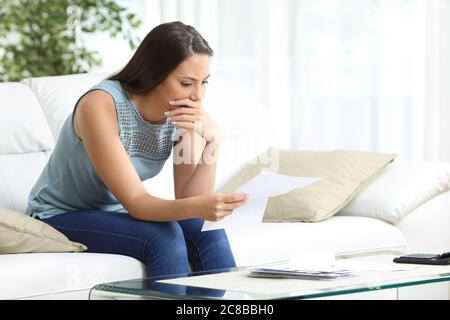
25, 21, 249, 277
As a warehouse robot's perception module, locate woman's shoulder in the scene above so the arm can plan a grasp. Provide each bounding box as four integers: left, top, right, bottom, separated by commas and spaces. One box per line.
87, 79, 125, 104
73, 88, 119, 140
80, 88, 115, 109
93, 79, 121, 90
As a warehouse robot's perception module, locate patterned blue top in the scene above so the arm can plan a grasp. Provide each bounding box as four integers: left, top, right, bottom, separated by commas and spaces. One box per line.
25, 80, 179, 219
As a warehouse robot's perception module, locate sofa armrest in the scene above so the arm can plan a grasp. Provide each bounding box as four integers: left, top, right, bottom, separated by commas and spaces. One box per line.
337, 161, 450, 224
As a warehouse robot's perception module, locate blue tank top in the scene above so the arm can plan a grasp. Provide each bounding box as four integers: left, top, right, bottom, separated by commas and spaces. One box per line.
25, 80, 179, 219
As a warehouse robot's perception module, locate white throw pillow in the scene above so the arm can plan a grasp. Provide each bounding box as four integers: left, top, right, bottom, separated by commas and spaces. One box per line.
338, 161, 450, 224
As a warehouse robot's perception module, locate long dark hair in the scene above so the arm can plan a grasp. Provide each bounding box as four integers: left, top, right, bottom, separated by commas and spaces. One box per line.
108, 21, 213, 95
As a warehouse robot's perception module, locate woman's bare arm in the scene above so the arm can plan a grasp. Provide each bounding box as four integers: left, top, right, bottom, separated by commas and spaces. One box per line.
74, 90, 194, 221
173, 128, 219, 198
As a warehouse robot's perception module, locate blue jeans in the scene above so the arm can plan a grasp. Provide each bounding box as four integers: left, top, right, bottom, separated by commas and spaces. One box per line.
42, 211, 236, 278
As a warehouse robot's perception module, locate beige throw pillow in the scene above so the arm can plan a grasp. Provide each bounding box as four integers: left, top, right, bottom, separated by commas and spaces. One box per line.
0, 208, 87, 253
217, 147, 397, 222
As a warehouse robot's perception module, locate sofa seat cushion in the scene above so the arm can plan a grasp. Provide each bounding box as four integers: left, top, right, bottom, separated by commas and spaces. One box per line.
0, 252, 146, 299
226, 215, 407, 267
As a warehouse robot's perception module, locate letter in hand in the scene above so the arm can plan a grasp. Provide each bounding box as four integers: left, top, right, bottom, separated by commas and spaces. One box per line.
200, 192, 252, 231
210, 192, 249, 222
220, 193, 250, 217
225, 193, 250, 203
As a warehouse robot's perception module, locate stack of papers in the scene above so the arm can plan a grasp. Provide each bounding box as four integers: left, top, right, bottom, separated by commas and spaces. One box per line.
247, 263, 353, 280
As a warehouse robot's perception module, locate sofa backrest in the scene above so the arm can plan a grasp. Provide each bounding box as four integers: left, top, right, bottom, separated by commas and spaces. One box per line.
21, 73, 110, 139
0, 82, 55, 212
0, 73, 269, 212
0, 73, 108, 213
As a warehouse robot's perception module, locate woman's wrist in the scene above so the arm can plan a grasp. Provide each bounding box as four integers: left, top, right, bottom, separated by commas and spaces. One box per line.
173, 196, 197, 220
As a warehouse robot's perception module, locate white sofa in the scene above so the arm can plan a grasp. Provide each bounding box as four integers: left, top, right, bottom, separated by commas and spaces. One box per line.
1, 73, 449, 300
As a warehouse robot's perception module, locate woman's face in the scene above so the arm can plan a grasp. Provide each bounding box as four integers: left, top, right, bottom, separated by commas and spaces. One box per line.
155, 53, 211, 108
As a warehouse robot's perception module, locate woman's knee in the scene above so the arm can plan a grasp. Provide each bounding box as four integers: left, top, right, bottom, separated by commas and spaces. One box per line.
139, 221, 188, 259
206, 229, 234, 254
144, 220, 186, 246
141, 221, 190, 275
177, 218, 204, 243
177, 219, 234, 253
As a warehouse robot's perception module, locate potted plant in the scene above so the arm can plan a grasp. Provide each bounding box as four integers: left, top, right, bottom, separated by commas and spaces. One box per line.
0, 0, 141, 81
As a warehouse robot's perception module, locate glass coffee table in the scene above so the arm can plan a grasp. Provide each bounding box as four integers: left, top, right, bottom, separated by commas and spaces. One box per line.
89, 250, 450, 300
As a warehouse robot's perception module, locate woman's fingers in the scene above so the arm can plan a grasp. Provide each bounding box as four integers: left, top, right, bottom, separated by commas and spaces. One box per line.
216, 210, 234, 220
170, 121, 196, 130
166, 107, 197, 116
223, 193, 250, 203
211, 198, 249, 221
169, 99, 199, 109
169, 114, 198, 123
205, 194, 250, 222
223, 199, 248, 211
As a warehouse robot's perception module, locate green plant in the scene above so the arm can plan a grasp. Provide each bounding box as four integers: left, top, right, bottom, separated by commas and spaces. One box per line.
0, 0, 142, 82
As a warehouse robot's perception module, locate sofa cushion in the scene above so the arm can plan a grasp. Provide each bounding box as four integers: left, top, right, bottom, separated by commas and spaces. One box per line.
338, 161, 450, 224
0, 152, 51, 213
0, 208, 86, 254
0, 252, 146, 299
218, 147, 396, 222
226, 215, 407, 266
21, 72, 109, 139
0, 83, 55, 154
396, 190, 450, 253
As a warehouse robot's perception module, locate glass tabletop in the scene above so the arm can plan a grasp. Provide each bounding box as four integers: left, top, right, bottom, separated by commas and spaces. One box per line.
89, 250, 450, 300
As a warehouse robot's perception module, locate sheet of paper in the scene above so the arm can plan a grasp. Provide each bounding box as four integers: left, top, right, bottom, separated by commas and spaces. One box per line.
202, 197, 268, 232
202, 171, 321, 231
233, 170, 321, 199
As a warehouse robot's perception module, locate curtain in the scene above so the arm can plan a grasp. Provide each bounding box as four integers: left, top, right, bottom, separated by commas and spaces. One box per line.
424, 0, 450, 162
98, 0, 450, 162
291, 0, 428, 161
